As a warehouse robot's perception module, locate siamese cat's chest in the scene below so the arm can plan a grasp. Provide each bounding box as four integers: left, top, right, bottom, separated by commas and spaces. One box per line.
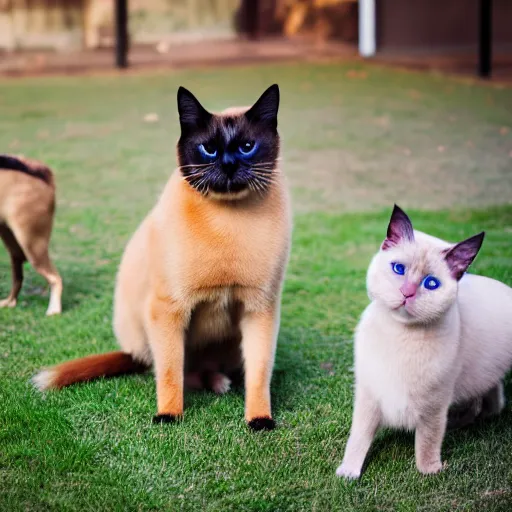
356, 305, 459, 428
174, 208, 286, 293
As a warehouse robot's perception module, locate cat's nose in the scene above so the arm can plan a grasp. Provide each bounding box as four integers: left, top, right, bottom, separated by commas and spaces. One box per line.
222, 154, 238, 178
400, 281, 418, 298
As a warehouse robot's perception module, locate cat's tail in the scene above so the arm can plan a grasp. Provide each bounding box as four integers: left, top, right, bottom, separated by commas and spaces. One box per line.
32, 351, 149, 391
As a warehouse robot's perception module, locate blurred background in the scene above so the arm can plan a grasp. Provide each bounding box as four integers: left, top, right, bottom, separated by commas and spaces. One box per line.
0, 0, 511, 79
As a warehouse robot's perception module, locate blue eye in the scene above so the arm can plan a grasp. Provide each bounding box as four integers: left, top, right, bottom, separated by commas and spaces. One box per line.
199, 142, 217, 158
391, 262, 406, 275
238, 141, 258, 157
423, 275, 441, 290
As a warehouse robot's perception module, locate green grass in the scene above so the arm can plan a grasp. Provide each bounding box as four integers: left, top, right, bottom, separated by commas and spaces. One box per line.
1, 62, 512, 511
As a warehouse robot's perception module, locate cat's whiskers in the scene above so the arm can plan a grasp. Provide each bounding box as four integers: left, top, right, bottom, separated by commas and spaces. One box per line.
251, 168, 273, 175
250, 176, 267, 196
194, 172, 212, 193
184, 166, 211, 177
179, 162, 214, 170
251, 170, 276, 179
251, 172, 275, 185
183, 165, 215, 187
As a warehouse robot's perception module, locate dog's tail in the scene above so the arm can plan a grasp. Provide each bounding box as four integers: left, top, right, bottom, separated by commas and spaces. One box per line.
0, 154, 54, 186
32, 351, 149, 391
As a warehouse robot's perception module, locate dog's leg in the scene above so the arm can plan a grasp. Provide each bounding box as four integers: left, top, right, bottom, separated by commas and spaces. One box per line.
0, 226, 25, 308
28, 248, 62, 316
241, 304, 279, 431
10, 223, 62, 316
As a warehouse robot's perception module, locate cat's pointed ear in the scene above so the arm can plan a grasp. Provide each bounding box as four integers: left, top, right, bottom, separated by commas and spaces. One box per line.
382, 205, 414, 250
177, 86, 212, 132
245, 84, 279, 129
443, 232, 485, 280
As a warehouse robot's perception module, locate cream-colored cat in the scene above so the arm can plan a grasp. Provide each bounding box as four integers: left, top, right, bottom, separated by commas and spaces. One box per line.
337, 205, 512, 478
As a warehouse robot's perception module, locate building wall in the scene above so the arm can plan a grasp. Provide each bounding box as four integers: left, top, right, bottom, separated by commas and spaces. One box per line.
0, 0, 84, 51
129, 0, 240, 45
377, 0, 512, 51
0, 0, 240, 51
84, 0, 241, 49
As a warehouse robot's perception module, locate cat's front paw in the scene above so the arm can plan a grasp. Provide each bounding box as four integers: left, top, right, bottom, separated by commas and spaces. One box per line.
152, 414, 181, 424
247, 417, 275, 431
417, 459, 444, 475
335, 462, 361, 480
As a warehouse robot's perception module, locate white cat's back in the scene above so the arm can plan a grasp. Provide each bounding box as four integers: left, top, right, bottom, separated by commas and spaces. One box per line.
454, 273, 512, 401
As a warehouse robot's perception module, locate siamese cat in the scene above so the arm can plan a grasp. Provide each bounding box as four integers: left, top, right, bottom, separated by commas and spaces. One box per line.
337, 205, 512, 478
0, 155, 62, 315
34, 84, 292, 430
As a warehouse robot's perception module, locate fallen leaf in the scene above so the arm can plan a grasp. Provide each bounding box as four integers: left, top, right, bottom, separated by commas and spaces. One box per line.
320, 362, 334, 372
346, 70, 367, 79
144, 113, 159, 123
408, 89, 422, 100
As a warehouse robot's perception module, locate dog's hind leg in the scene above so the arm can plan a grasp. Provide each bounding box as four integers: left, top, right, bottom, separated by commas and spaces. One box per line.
0, 226, 26, 308
27, 246, 62, 316
9, 221, 62, 316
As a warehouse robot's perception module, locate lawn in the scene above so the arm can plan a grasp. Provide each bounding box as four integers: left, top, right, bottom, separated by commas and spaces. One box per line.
1, 62, 512, 511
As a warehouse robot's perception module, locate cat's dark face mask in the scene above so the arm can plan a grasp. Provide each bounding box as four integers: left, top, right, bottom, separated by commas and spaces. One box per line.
176, 84, 280, 199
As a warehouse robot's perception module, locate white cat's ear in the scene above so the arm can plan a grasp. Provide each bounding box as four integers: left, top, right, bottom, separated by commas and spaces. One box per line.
444, 232, 485, 280
245, 84, 279, 129
382, 204, 414, 250
177, 86, 212, 131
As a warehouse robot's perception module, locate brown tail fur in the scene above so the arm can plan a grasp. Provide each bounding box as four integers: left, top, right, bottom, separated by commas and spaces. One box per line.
32, 351, 148, 391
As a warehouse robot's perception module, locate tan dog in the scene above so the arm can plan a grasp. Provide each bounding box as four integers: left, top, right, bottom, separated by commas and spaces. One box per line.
0, 155, 62, 315
34, 85, 292, 430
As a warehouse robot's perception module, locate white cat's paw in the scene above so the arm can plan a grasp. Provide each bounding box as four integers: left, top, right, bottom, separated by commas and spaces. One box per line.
335, 462, 361, 480
211, 373, 231, 395
417, 459, 444, 475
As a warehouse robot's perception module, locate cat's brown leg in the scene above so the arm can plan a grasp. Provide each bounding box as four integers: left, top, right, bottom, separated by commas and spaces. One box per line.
146, 296, 187, 423
241, 306, 279, 430
415, 404, 449, 475
336, 386, 381, 479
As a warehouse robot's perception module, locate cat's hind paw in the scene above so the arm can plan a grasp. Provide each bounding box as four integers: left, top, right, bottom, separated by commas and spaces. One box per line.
211, 373, 231, 395
335, 462, 361, 480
